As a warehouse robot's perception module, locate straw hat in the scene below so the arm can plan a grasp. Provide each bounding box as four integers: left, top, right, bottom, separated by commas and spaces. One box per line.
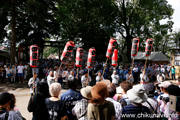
80, 86, 92, 99
91, 82, 109, 100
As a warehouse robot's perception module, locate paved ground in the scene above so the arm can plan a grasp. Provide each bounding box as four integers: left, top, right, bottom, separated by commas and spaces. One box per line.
0, 79, 177, 120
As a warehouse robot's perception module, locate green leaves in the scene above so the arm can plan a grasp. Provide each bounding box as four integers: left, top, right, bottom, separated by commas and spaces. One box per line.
56, 0, 117, 60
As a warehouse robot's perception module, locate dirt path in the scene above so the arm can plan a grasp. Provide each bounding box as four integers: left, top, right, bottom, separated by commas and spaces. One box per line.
0, 82, 32, 119
0, 81, 68, 120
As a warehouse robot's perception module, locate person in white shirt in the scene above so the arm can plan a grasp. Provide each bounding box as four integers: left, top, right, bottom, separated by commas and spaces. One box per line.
23, 64, 28, 80
140, 69, 149, 83
111, 70, 119, 86
166, 64, 171, 77
6, 66, 12, 82
133, 65, 139, 83
53, 66, 58, 82
126, 69, 134, 83
47, 71, 56, 87
96, 71, 103, 84
68, 71, 75, 80
81, 71, 91, 88
17, 63, 24, 83
28, 72, 40, 96
157, 73, 165, 83
159, 65, 165, 73
11, 65, 16, 82
62, 68, 69, 80
157, 81, 171, 113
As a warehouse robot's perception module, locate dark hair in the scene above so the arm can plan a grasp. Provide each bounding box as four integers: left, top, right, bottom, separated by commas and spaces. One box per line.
162, 87, 168, 93
84, 71, 88, 74
155, 83, 160, 90
148, 85, 155, 95
167, 85, 180, 96
120, 81, 133, 93
10, 94, 16, 109
37, 82, 50, 98
107, 83, 116, 97
0, 92, 12, 105
68, 78, 77, 89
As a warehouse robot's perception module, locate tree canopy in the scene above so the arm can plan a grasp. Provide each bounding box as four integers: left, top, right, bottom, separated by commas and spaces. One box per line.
115, 0, 174, 61
0, 0, 177, 63
56, 0, 117, 60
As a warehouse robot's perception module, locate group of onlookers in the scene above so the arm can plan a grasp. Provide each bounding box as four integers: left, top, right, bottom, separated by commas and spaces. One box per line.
0, 63, 29, 83
1, 59, 180, 120
2, 75, 180, 119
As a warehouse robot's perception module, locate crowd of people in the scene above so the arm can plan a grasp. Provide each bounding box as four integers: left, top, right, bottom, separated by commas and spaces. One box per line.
0, 59, 177, 85
0, 59, 180, 120
0, 62, 29, 83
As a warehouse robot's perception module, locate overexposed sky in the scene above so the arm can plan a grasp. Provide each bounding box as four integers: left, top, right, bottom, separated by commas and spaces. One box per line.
166, 0, 180, 31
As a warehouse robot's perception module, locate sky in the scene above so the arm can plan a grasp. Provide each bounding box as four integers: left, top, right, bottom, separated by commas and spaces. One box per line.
162, 0, 180, 32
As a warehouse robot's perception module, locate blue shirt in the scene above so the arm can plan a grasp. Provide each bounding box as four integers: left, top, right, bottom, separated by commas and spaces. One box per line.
61, 89, 82, 119
122, 104, 151, 120
123, 70, 128, 79
99, 69, 109, 79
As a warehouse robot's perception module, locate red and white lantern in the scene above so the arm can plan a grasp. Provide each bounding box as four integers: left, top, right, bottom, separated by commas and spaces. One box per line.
131, 38, 140, 57
145, 38, 153, 57
106, 38, 117, 59
76, 48, 83, 67
87, 48, 96, 68
112, 49, 118, 67
30, 45, 39, 68
60, 41, 75, 62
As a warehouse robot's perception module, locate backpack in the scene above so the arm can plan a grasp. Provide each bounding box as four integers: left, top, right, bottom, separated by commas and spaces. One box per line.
0, 107, 9, 120
119, 98, 130, 108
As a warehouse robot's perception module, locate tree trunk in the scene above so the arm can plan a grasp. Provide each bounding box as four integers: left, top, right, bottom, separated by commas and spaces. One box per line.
10, 0, 16, 65
126, 36, 132, 62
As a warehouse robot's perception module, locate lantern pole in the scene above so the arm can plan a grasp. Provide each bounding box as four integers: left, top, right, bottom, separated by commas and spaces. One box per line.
142, 57, 148, 83
102, 58, 108, 77
32, 68, 35, 96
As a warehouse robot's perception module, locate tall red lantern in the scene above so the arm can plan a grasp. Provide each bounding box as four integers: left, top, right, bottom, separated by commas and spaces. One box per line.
131, 38, 140, 57
87, 48, 96, 68
30, 45, 39, 68
145, 38, 153, 57
112, 49, 118, 67
60, 41, 75, 62
106, 38, 117, 59
76, 48, 83, 67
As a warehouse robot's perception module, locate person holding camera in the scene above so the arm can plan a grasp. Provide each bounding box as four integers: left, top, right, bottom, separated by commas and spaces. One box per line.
157, 81, 171, 114
167, 85, 180, 120
81, 71, 91, 88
